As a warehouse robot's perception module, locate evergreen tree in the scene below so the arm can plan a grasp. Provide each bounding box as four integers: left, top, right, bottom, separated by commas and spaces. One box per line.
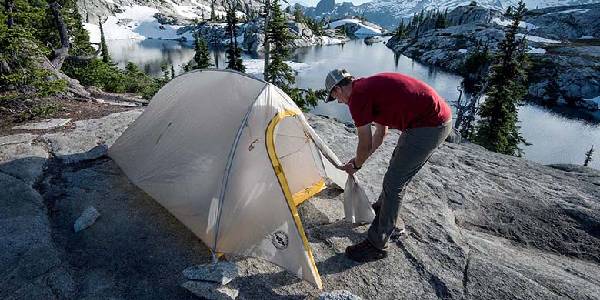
171, 64, 175, 79
544, 68, 561, 107
394, 19, 406, 38
293, 4, 303, 23
265, 0, 294, 89
435, 11, 447, 29
224, 0, 244, 72
263, 0, 319, 109
474, 1, 529, 156
584, 146, 594, 167
99, 17, 111, 63
210, 0, 216, 21
192, 33, 211, 69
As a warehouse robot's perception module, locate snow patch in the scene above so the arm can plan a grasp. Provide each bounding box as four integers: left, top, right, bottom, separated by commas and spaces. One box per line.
318, 36, 346, 45
327, 18, 382, 36
554, 8, 590, 14
458, 48, 468, 54
491, 17, 538, 30
527, 47, 546, 54
84, 5, 195, 41
243, 59, 311, 76
580, 35, 594, 40
516, 33, 561, 44
84, 23, 101, 44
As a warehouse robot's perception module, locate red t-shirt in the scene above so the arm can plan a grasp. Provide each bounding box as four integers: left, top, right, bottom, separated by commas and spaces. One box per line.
348, 73, 452, 130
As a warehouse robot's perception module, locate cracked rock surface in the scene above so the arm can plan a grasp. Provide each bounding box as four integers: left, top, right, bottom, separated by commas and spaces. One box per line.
1, 109, 599, 299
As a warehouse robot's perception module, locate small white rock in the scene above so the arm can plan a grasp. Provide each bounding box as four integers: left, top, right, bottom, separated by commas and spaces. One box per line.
74, 206, 101, 232
182, 281, 238, 300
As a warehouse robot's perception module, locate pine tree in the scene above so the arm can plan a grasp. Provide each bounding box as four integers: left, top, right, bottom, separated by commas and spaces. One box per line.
224, 0, 244, 72
293, 4, 303, 23
210, 0, 216, 21
544, 68, 561, 107
474, 1, 529, 156
191, 33, 211, 69
99, 17, 111, 63
171, 64, 175, 79
435, 11, 447, 29
584, 146, 594, 167
265, 0, 294, 89
394, 19, 406, 38
263, 0, 319, 109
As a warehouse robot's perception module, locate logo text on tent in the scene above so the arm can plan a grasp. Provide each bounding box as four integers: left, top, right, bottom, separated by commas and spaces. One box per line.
271, 231, 289, 250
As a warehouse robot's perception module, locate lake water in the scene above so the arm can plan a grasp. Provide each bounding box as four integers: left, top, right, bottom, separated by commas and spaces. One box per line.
107, 38, 600, 169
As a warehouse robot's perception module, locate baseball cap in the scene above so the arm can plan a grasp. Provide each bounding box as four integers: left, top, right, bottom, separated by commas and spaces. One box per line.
325, 69, 352, 102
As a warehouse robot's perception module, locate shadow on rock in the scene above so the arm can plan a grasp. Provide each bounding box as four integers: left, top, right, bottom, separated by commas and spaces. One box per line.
1, 147, 212, 299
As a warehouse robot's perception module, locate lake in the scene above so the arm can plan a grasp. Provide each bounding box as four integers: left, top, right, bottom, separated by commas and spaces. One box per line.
107, 38, 600, 169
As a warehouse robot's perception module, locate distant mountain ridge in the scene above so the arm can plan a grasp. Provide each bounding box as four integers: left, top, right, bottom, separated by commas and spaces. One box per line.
300, 0, 600, 29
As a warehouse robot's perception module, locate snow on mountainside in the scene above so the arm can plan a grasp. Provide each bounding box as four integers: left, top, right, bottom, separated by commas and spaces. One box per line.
77, 0, 261, 42
77, 0, 260, 26
327, 18, 383, 36
302, 0, 600, 29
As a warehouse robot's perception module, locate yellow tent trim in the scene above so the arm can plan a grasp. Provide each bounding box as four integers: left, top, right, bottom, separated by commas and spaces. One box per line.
265, 109, 323, 289
292, 179, 326, 206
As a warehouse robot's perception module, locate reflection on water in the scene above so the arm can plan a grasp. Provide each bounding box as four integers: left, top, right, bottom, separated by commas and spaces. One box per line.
108, 39, 250, 77
295, 40, 463, 123
107, 38, 600, 169
519, 105, 599, 168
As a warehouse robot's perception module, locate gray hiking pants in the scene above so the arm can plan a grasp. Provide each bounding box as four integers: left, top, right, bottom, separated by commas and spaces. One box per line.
367, 119, 452, 250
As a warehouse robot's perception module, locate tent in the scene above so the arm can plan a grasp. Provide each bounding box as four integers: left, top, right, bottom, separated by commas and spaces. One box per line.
109, 69, 373, 288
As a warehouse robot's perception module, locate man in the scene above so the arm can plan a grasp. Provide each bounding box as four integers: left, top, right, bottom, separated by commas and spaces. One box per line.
325, 69, 452, 262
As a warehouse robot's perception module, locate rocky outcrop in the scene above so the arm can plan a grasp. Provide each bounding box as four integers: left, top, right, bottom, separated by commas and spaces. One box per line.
240, 19, 347, 53
386, 4, 600, 118
300, 0, 600, 31
526, 4, 600, 40
1, 108, 599, 298
314, 0, 335, 16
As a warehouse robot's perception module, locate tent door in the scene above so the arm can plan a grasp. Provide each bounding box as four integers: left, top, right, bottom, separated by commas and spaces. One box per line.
265, 110, 323, 289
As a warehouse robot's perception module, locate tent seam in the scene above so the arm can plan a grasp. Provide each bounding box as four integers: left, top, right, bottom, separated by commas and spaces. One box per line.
212, 82, 269, 257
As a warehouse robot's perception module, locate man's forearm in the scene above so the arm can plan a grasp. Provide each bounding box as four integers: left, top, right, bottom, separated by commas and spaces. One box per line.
355, 141, 371, 167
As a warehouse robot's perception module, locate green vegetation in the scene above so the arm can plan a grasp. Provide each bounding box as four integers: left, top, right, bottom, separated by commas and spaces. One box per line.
394, 8, 448, 40
474, 0, 530, 156
264, 0, 322, 109
1, 0, 172, 123
184, 33, 212, 71
99, 18, 111, 63
289, 4, 325, 36
265, 0, 294, 89
224, 0, 244, 72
